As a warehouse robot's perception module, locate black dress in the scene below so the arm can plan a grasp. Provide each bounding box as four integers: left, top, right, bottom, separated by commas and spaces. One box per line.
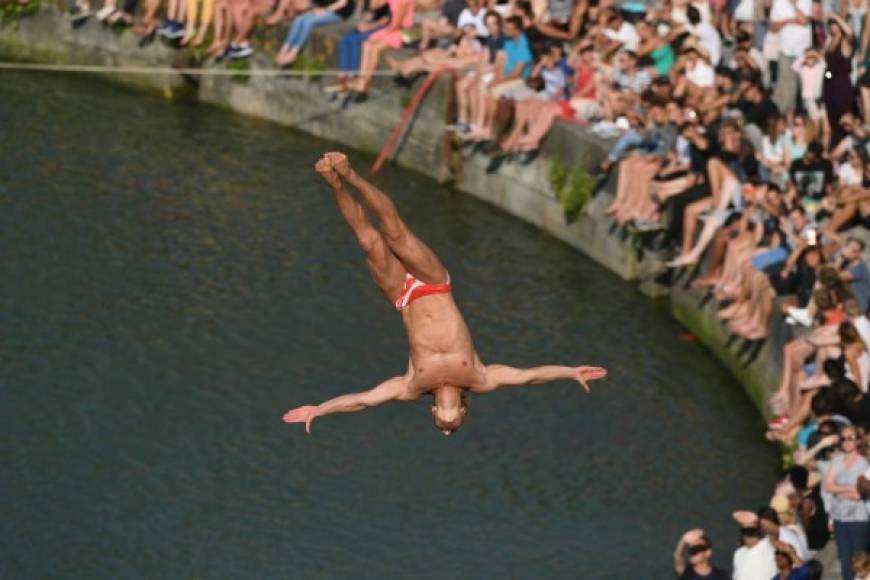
823, 40, 856, 148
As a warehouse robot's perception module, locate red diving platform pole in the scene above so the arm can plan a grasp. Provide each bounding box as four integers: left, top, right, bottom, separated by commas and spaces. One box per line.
370, 67, 454, 176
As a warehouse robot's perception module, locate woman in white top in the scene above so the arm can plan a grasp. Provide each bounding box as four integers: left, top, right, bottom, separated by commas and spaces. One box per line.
760, 114, 791, 189
837, 147, 865, 187
842, 322, 870, 392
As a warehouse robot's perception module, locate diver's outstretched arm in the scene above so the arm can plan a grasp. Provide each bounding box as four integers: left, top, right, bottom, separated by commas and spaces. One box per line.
283, 376, 409, 433
474, 364, 607, 394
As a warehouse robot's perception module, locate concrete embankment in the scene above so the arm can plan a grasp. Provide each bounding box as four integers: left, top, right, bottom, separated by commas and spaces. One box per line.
0, 7, 781, 420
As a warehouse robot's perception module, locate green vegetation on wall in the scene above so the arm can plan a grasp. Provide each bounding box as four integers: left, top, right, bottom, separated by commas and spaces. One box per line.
291, 53, 325, 81
226, 57, 250, 83
548, 159, 594, 223
1, 0, 40, 24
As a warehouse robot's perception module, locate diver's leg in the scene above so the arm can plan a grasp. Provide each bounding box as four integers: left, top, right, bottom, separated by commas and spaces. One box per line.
325, 152, 449, 285
315, 158, 405, 303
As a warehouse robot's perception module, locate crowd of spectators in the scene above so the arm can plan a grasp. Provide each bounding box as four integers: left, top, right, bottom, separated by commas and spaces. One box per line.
672, 421, 870, 579
52, 0, 870, 574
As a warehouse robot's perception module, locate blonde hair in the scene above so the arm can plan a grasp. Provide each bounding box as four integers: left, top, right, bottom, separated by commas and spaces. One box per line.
433, 390, 468, 436
841, 425, 869, 456
778, 508, 795, 526
841, 322, 868, 352
853, 551, 870, 575
794, 112, 818, 144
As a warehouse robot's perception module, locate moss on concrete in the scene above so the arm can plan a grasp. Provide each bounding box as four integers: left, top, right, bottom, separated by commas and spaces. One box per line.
671, 291, 774, 416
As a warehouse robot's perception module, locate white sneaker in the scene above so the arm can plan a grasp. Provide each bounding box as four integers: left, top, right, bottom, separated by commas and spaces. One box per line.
786, 307, 813, 327
632, 220, 664, 232
591, 121, 620, 138
229, 43, 253, 59
96, 5, 115, 20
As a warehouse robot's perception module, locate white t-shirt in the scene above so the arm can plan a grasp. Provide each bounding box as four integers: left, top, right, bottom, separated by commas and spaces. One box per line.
763, 135, 787, 164
863, 464, 870, 517
733, 537, 777, 580
687, 22, 722, 64
686, 60, 715, 87
770, 0, 812, 57
456, 8, 489, 37
779, 525, 811, 561
839, 162, 863, 186
734, 0, 756, 21
729, 47, 770, 86
603, 22, 639, 51
855, 315, 870, 347
846, 350, 870, 392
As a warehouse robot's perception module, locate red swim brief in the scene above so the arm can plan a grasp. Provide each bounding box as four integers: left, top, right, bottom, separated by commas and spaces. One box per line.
394, 273, 451, 310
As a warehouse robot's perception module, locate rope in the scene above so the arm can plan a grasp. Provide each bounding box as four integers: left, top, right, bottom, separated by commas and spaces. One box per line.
0, 61, 400, 77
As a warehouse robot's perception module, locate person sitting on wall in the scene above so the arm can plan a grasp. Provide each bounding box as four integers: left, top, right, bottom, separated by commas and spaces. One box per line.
274, 0, 356, 68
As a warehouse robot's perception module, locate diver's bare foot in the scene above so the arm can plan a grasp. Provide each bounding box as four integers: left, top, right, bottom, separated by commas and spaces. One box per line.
315, 157, 342, 188
325, 152, 351, 177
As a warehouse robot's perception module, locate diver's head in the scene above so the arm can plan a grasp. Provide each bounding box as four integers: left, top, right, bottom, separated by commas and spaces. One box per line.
431, 386, 468, 436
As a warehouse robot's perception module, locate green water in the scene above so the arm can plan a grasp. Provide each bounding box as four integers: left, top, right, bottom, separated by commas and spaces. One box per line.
0, 72, 779, 578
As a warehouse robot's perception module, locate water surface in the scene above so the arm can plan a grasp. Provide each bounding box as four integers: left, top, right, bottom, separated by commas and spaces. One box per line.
0, 72, 779, 578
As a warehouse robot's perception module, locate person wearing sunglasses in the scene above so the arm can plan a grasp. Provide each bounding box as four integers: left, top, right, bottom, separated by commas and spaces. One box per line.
732, 511, 777, 580
673, 528, 728, 579
825, 425, 869, 580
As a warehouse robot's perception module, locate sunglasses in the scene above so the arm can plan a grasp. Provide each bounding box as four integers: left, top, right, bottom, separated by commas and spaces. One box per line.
843, 435, 857, 442
688, 544, 709, 555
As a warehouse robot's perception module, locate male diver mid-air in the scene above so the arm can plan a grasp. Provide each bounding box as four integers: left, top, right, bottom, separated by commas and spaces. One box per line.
283, 153, 607, 436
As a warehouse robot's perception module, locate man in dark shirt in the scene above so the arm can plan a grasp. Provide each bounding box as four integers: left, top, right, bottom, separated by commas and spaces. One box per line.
768, 242, 822, 308
788, 466, 831, 552
839, 238, 870, 313
673, 529, 730, 579
419, 0, 467, 48
790, 141, 833, 204
735, 79, 779, 129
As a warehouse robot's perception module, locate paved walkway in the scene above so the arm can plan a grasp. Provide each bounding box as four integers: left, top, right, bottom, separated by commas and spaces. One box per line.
818, 541, 842, 580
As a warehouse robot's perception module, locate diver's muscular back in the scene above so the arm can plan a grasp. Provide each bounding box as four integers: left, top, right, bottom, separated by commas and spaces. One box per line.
401, 293, 485, 396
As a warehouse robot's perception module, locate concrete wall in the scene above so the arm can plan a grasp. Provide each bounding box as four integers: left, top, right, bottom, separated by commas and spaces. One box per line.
671, 284, 786, 415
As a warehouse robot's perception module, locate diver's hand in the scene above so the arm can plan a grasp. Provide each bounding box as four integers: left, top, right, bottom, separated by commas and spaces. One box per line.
574, 366, 607, 393
283, 405, 318, 433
